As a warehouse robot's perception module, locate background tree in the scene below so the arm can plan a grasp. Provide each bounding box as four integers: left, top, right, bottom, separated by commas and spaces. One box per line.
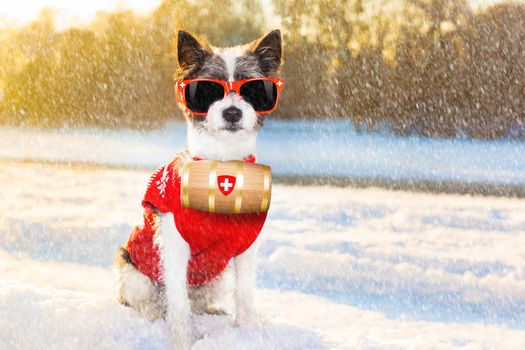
464, 2, 525, 139
0, 0, 524, 140
390, 0, 473, 137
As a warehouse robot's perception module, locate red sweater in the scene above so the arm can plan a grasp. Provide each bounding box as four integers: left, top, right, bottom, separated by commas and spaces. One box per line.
126, 155, 267, 286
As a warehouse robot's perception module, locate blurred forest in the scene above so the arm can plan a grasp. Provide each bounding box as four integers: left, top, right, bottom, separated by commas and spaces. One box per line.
0, 0, 524, 139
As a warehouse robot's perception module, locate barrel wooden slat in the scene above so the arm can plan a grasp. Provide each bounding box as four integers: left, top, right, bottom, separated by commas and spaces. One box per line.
180, 160, 272, 214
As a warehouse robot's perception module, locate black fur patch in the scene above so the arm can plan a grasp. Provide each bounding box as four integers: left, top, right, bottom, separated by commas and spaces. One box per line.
234, 55, 264, 80
117, 246, 134, 267
192, 55, 228, 80
175, 30, 214, 81
249, 29, 282, 76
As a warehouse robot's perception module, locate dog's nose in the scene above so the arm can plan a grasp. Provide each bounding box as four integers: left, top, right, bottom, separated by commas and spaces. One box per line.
223, 107, 242, 124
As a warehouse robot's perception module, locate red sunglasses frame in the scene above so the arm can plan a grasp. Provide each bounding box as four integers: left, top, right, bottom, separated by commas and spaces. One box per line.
175, 77, 284, 116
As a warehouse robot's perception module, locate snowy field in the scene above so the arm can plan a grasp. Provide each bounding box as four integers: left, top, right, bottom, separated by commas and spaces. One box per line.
1, 120, 525, 185
1, 161, 525, 349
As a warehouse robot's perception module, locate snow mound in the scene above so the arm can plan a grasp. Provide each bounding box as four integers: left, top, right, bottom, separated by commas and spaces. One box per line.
0, 281, 168, 350
0, 280, 323, 350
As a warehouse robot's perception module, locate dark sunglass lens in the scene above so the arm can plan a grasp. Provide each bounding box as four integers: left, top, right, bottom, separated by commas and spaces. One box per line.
239, 80, 277, 112
185, 81, 224, 113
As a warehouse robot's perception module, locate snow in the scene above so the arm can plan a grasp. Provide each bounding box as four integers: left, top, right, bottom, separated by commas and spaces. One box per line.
1, 162, 525, 349
1, 120, 525, 184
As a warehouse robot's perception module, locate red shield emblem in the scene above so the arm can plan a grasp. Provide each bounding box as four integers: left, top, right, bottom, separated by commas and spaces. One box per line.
217, 175, 236, 196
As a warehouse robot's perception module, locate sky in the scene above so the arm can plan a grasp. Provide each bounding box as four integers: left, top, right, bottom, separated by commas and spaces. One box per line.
0, 0, 512, 30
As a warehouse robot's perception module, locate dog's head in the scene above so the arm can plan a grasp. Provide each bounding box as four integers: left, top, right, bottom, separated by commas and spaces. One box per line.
175, 29, 282, 160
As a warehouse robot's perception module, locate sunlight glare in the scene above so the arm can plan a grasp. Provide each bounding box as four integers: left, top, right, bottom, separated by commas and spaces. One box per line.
0, 0, 162, 28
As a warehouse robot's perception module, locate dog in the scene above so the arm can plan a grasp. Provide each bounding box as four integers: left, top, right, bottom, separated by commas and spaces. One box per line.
115, 29, 283, 349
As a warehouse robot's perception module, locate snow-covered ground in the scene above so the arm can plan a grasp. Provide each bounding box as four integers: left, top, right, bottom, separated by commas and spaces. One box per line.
1, 120, 525, 184
1, 161, 525, 349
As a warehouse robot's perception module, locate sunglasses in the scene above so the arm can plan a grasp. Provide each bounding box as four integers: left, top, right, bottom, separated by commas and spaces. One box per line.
175, 77, 284, 116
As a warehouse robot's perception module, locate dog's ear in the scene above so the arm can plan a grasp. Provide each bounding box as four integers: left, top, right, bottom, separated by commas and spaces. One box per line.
176, 30, 211, 72
249, 29, 282, 75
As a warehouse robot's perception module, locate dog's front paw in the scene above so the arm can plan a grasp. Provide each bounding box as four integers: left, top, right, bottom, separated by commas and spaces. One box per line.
168, 317, 192, 350
170, 328, 192, 350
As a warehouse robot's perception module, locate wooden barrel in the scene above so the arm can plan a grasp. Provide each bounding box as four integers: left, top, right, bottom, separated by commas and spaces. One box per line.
180, 160, 272, 214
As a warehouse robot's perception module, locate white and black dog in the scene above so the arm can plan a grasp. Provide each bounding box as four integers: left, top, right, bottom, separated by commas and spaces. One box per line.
116, 29, 282, 349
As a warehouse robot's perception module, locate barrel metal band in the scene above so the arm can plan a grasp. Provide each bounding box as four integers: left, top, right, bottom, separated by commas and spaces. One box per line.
208, 160, 217, 213
260, 166, 271, 212
181, 161, 191, 208
234, 161, 244, 214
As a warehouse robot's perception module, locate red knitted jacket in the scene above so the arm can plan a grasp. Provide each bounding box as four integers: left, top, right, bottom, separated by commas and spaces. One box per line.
126, 154, 267, 286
